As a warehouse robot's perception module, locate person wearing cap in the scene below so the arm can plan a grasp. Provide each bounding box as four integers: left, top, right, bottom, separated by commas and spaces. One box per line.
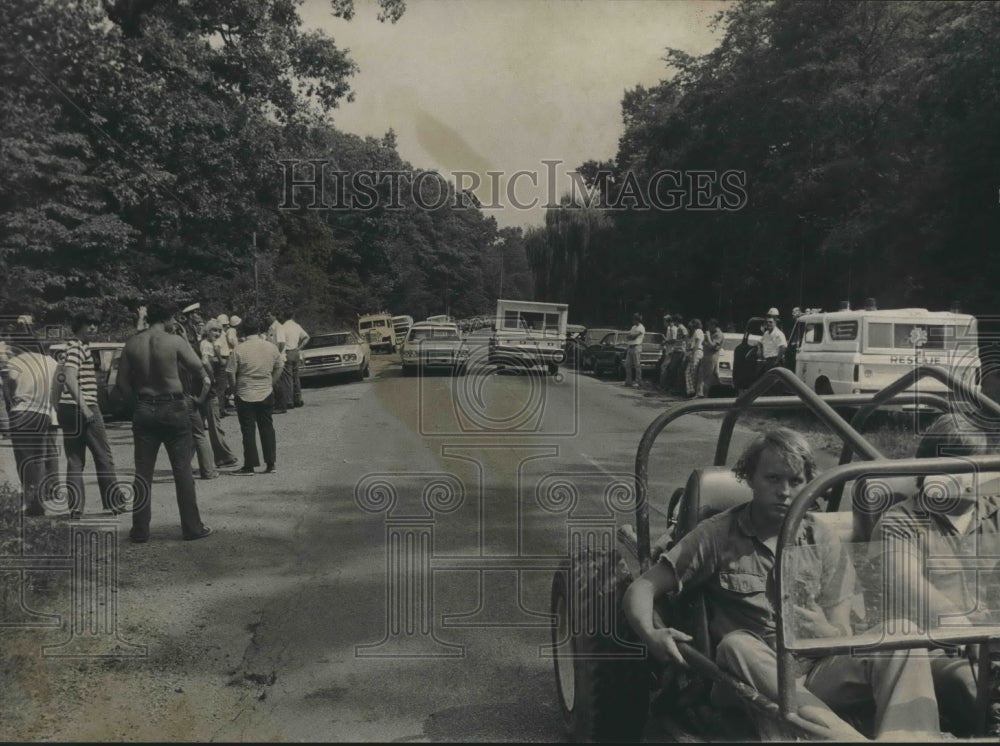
753, 307, 787, 378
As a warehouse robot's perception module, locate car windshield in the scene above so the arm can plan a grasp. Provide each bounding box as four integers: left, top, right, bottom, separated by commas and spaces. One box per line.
306, 333, 355, 348
409, 328, 460, 341
586, 329, 615, 344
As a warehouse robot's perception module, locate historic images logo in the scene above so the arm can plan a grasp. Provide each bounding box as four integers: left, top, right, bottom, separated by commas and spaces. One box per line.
278, 159, 748, 213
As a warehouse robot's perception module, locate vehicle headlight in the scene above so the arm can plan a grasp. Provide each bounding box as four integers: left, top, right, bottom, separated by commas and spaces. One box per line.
343, 353, 357, 361
403, 349, 416, 358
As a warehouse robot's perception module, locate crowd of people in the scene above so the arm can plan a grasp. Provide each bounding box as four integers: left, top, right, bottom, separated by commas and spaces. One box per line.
595, 307, 787, 398
0, 302, 311, 542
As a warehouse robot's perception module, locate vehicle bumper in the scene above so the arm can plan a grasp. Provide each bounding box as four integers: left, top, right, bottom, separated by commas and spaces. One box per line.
490, 344, 565, 365
300, 361, 363, 378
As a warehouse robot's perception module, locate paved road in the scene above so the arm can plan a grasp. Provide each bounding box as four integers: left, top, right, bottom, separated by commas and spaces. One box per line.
1, 356, 762, 742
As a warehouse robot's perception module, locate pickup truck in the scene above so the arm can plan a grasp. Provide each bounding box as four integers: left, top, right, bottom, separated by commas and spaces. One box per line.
489, 299, 568, 376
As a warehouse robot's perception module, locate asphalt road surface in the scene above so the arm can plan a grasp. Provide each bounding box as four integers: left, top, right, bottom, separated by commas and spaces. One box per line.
1, 355, 762, 742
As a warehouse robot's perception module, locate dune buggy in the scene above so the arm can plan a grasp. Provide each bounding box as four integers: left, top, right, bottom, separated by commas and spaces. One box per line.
550, 364, 1000, 741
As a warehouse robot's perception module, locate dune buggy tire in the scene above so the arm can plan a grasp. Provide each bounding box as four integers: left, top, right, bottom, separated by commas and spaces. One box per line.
551, 549, 650, 743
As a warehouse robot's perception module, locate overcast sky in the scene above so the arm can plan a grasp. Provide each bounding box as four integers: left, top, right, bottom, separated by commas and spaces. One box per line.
299, 0, 726, 228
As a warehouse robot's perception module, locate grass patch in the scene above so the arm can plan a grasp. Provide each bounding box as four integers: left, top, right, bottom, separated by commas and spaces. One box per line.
733, 408, 929, 461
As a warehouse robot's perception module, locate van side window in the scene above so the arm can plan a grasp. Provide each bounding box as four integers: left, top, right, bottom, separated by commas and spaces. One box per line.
867, 322, 892, 348
829, 321, 858, 341
804, 323, 823, 344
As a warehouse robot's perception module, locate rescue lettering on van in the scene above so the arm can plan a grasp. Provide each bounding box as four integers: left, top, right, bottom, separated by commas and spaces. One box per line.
888, 354, 943, 365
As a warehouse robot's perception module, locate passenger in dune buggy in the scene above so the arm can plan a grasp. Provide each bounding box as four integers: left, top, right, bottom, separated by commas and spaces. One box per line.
624, 428, 940, 741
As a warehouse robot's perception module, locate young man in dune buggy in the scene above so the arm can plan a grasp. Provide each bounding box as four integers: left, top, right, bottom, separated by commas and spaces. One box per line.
623, 427, 942, 741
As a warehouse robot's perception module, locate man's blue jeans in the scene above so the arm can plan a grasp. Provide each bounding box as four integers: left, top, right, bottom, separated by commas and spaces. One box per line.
57, 403, 123, 514
235, 394, 276, 468
130, 397, 206, 540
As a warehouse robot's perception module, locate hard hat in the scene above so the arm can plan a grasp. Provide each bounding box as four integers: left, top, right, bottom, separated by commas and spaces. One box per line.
229, 315, 242, 326
766, 307, 780, 317
181, 302, 200, 314
217, 314, 230, 325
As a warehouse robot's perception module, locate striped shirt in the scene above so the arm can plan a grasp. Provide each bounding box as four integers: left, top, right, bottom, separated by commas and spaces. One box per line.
59, 339, 98, 407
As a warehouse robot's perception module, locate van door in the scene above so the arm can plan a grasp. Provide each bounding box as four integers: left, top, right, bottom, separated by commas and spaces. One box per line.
784, 321, 802, 373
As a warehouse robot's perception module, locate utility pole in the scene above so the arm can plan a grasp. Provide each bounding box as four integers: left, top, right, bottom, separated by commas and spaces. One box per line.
252, 231, 258, 304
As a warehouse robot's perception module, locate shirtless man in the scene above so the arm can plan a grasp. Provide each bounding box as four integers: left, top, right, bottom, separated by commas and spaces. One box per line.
117, 300, 212, 542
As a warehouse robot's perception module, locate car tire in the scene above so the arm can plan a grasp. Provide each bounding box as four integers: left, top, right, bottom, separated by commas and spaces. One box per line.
402, 365, 415, 377
615, 361, 625, 381
551, 549, 650, 743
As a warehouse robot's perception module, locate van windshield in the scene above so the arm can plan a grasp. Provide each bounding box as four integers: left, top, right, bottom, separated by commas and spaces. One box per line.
409, 328, 460, 341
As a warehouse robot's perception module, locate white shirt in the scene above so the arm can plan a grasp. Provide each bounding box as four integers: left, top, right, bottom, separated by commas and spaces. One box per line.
760, 327, 787, 358
266, 320, 287, 363
227, 336, 283, 403
627, 323, 645, 348
7, 351, 59, 417
280, 319, 309, 350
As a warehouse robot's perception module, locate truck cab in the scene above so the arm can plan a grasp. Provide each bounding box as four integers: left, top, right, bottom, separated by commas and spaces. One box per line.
358, 311, 396, 353
489, 299, 568, 375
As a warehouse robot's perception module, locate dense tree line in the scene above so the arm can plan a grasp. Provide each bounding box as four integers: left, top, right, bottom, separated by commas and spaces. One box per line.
527, 0, 1000, 330
0, 0, 532, 333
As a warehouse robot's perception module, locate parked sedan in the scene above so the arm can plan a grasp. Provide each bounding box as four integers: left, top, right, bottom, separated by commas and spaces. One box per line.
299, 331, 371, 382
569, 327, 618, 370
400, 321, 469, 375
590, 331, 666, 378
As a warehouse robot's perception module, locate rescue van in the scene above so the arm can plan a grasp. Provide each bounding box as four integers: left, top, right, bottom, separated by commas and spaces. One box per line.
785, 303, 980, 397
